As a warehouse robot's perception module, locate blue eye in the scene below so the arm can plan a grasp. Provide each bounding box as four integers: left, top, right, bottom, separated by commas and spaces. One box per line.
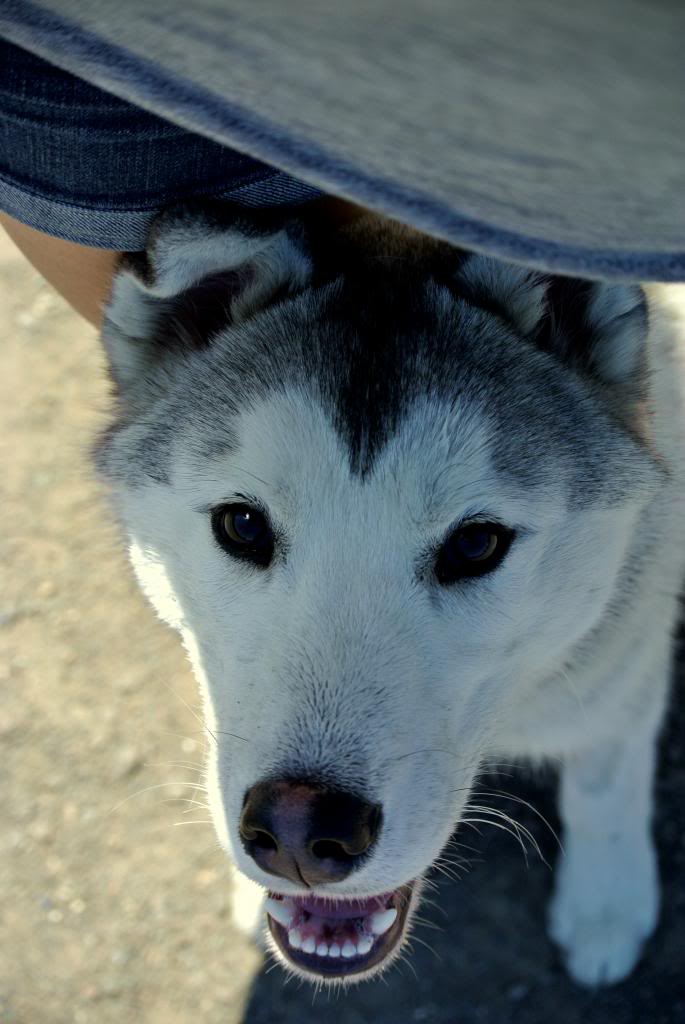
213, 504, 274, 566
435, 523, 513, 585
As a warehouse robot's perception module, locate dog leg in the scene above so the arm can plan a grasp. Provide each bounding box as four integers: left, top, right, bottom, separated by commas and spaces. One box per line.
230, 866, 266, 947
548, 680, 667, 987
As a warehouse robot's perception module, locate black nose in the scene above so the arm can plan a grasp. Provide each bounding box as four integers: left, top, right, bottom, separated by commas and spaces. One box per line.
239, 779, 382, 886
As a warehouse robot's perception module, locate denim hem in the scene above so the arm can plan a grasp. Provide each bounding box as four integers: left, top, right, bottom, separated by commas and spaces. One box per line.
0, 171, 324, 249
2, 1, 685, 278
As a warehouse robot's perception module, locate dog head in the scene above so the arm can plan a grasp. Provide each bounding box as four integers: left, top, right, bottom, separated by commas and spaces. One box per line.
97, 202, 663, 981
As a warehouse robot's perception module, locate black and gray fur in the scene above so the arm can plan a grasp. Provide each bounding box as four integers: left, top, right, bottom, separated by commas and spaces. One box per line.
96, 202, 685, 988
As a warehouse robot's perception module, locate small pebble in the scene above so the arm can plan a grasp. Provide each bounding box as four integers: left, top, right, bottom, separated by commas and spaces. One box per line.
0, 711, 21, 737
28, 821, 53, 844
36, 579, 57, 598
112, 746, 143, 779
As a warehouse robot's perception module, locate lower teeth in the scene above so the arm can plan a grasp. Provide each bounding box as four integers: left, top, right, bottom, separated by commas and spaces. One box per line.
266, 897, 398, 960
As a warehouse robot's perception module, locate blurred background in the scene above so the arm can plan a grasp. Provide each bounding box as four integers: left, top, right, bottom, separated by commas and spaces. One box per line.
1, 231, 684, 1024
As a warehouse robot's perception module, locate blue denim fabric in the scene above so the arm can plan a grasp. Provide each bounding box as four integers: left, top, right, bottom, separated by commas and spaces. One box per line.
2, 0, 684, 278
0, 39, 322, 249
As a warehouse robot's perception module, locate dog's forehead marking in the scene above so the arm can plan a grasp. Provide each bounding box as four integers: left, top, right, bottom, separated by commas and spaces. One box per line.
177, 384, 533, 543
194, 278, 595, 494
101, 269, 656, 513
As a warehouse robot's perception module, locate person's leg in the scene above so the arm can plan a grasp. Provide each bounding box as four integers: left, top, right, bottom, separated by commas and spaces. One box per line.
0, 39, 323, 329
1, 212, 119, 328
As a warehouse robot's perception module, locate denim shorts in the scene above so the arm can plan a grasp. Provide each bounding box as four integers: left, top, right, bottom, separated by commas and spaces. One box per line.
0, 38, 322, 250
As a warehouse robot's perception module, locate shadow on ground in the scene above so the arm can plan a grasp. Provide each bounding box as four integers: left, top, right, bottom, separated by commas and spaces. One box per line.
241, 618, 685, 1024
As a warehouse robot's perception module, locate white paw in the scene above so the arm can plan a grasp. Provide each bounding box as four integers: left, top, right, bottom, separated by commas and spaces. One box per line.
556, 917, 649, 987
230, 868, 267, 947
548, 836, 659, 987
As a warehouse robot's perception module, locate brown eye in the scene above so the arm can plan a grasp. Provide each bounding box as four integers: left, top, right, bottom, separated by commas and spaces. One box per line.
212, 504, 274, 566
453, 527, 499, 561
435, 523, 513, 585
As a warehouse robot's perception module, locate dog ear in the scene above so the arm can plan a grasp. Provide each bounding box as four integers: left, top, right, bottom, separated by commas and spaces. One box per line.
101, 202, 313, 397
455, 255, 648, 395
530, 277, 648, 397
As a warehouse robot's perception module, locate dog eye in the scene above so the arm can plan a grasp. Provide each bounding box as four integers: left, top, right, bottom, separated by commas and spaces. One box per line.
435, 523, 513, 585
212, 504, 274, 566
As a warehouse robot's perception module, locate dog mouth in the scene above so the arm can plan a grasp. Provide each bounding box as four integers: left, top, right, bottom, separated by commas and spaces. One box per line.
265, 881, 416, 981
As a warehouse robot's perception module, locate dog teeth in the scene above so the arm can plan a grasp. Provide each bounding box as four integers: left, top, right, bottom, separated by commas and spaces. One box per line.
265, 897, 296, 929
285, 933, 377, 960
277, 905, 393, 960
368, 908, 397, 936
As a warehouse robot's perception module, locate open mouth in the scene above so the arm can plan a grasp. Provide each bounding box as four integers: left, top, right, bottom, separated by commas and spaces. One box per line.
265, 881, 416, 981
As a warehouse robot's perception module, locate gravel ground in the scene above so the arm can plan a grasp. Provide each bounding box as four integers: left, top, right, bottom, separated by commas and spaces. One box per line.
1, 232, 684, 1024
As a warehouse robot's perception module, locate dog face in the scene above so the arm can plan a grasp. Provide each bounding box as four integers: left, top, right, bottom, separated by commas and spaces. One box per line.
97, 203, 661, 981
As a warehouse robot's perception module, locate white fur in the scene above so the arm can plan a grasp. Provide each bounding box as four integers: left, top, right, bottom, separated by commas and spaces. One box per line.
101, 219, 685, 987
548, 709, 662, 986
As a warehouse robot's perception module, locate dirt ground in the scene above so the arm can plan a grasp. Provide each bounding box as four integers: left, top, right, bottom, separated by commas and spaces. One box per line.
1, 231, 684, 1024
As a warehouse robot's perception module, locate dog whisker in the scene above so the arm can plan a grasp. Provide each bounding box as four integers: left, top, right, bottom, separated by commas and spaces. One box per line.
410, 914, 445, 933
467, 803, 540, 847
442, 835, 483, 856
264, 958, 284, 978
474, 787, 563, 852
430, 862, 464, 884
397, 947, 420, 982
159, 796, 209, 808
406, 933, 442, 962
144, 761, 206, 772
415, 893, 449, 918
107, 780, 206, 815
214, 729, 251, 743
466, 803, 547, 865
460, 816, 532, 867
159, 679, 218, 745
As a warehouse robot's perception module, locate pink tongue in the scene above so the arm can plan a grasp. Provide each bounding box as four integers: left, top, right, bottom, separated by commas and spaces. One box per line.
296, 894, 391, 920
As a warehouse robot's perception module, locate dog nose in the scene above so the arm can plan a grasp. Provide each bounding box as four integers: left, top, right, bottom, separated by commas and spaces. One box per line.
239, 779, 382, 886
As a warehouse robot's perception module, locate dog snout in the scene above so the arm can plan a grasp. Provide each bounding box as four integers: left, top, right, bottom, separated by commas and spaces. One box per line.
239, 779, 382, 887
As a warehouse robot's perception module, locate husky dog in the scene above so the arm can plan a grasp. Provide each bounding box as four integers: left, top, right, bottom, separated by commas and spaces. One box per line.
96, 201, 685, 988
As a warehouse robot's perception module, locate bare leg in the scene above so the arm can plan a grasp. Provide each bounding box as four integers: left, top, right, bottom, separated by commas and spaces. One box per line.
1, 212, 119, 328
0, 199, 369, 330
